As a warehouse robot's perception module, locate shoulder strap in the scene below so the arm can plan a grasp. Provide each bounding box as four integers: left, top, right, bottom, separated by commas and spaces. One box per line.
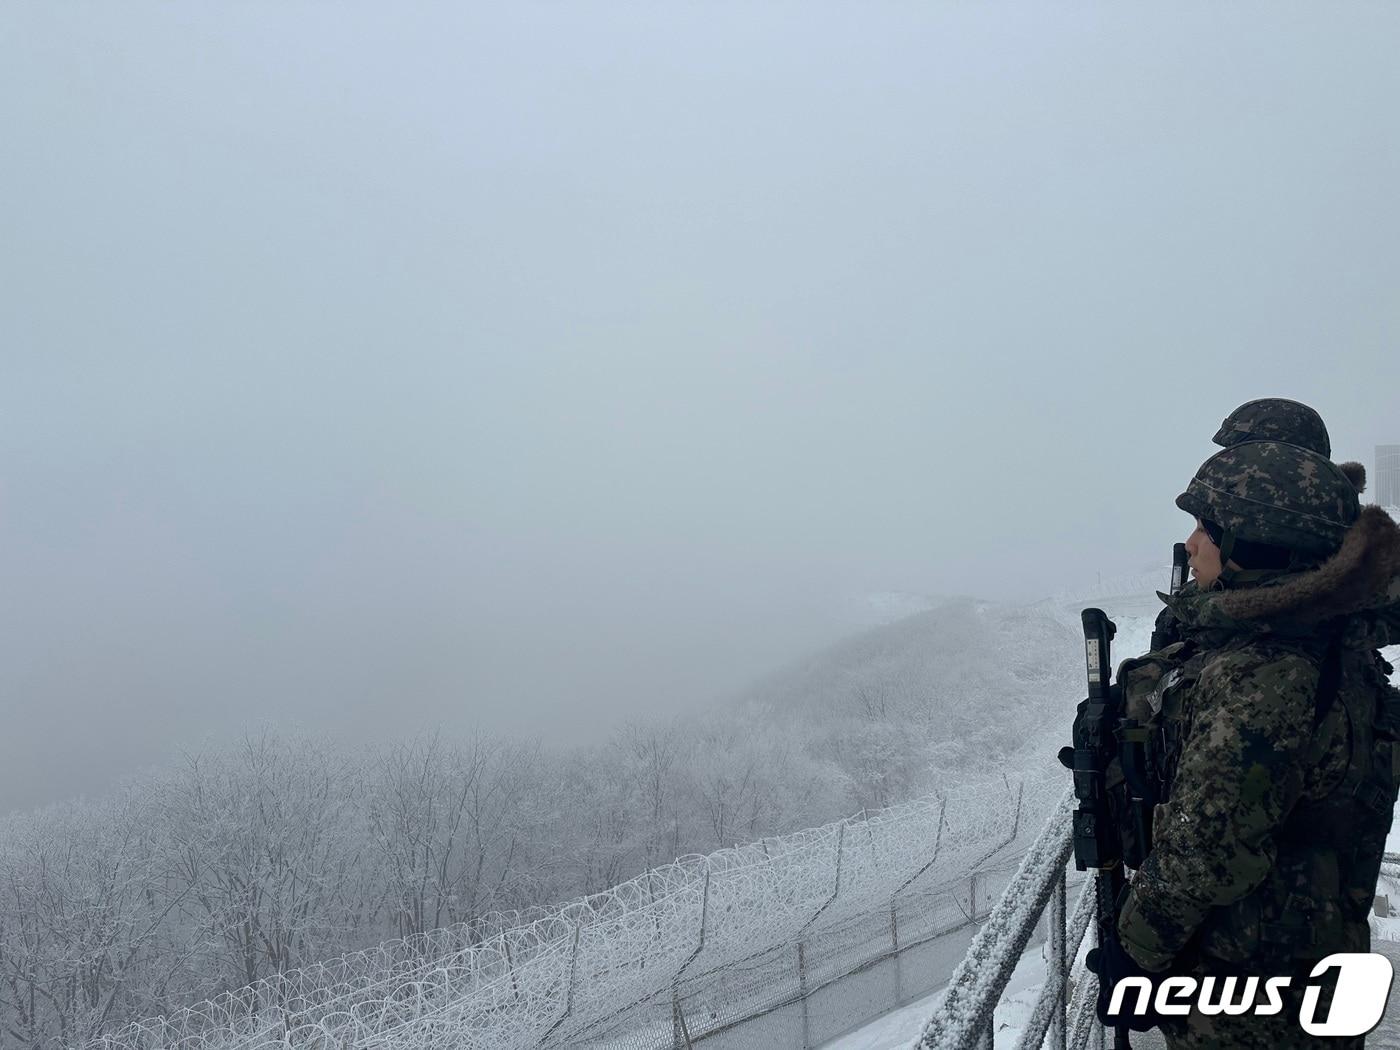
1312, 635, 1343, 730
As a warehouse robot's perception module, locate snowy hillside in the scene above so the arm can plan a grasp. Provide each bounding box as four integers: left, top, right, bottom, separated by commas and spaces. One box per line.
739, 571, 1175, 797
841, 590, 949, 629
743, 598, 1079, 727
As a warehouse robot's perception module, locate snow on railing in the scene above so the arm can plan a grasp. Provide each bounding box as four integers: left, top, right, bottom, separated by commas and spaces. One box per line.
85, 770, 1064, 1050
914, 786, 1109, 1050
1015, 875, 1096, 1050
918, 789, 1080, 1050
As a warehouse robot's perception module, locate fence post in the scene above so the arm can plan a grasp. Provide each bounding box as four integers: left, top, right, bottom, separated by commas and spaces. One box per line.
645, 866, 662, 976
1048, 868, 1066, 1050
535, 923, 583, 1047
672, 987, 693, 1050
504, 936, 520, 1002
833, 822, 847, 902
969, 871, 979, 922
664, 862, 712, 1045
890, 902, 902, 1004
798, 941, 810, 1049
565, 922, 581, 1014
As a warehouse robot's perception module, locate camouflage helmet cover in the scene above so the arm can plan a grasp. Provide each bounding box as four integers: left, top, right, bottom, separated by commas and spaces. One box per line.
1176, 440, 1359, 557
1212, 397, 1331, 458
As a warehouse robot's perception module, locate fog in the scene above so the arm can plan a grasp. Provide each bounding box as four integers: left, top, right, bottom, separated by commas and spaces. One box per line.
3, 2, 1398, 812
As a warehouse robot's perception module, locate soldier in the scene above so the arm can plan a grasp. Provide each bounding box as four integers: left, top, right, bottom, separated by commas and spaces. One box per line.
1102, 440, 1400, 1048
1211, 396, 1333, 458
1150, 397, 1366, 649
1209, 396, 1365, 497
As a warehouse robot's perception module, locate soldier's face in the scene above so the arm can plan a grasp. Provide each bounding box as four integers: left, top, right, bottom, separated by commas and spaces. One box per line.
1186, 518, 1224, 588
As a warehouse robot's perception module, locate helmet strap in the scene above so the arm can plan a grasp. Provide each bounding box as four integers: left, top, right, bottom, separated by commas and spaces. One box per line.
1215, 529, 1239, 587
1215, 527, 1288, 586
1285, 550, 1318, 572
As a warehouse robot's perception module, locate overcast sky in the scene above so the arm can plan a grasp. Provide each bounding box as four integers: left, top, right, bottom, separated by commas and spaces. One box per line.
3, 3, 1398, 812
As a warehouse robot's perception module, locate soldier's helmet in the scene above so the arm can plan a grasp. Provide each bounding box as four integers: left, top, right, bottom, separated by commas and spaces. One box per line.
1212, 397, 1331, 458
1176, 440, 1359, 559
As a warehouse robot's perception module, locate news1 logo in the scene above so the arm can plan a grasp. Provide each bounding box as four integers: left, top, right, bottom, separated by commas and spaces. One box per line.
1106, 953, 1395, 1036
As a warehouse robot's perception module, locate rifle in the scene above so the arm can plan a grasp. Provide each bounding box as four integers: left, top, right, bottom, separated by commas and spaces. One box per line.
1064, 555, 1189, 1039
1148, 542, 1190, 651
1169, 541, 1189, 596
1067, 609, 1134, 1049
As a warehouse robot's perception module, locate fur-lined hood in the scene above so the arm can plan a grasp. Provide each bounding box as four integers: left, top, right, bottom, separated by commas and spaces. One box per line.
1165, 506, 1400, 647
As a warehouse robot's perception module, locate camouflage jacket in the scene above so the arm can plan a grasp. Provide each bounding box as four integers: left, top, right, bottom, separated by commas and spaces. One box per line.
1116, 507, 1400, 973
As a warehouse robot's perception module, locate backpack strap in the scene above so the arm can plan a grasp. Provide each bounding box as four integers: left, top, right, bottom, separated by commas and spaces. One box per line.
1311, 634, 1343, 730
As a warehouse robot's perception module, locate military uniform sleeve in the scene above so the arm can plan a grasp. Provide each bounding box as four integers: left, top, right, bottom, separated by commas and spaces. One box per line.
1116, 646, 1319, 971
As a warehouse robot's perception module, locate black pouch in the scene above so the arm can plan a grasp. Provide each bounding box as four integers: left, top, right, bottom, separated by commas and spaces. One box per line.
1375, 684, 1400, 742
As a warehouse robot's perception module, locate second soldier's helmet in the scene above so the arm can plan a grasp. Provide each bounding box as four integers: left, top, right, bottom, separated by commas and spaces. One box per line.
1212, 397, 1331, 458
1177, 440, 1359, 559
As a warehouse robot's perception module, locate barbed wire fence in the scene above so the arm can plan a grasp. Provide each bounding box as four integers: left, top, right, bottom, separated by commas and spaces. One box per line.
83, 765, 1067, 1050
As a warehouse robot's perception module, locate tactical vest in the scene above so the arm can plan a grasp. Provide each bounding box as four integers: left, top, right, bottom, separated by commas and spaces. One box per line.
1119, 640, 1400, 966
